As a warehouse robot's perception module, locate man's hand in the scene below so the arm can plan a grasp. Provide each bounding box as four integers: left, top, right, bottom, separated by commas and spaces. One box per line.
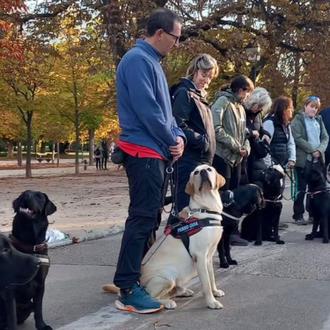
169, 136, 185, 161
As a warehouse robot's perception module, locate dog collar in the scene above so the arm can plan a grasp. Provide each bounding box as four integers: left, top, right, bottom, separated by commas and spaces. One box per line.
188, 208, 222, 216
9, 234, 48, 254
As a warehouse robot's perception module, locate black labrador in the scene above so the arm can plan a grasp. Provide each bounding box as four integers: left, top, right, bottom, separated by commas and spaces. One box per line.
6, 190, 57, 330
0, 233, 40, 330
305, 162, 330, 243
241, 165, 285, 245
218, 184, 264, 268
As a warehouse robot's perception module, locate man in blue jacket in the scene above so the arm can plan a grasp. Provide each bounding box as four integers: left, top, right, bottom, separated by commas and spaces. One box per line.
113, 8, 185, 314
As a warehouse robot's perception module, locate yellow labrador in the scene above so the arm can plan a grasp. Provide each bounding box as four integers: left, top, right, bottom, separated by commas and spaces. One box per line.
104, 164, 225, 309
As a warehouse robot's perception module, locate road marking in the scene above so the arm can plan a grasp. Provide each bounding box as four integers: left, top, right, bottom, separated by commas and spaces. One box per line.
56, 305, 132, 330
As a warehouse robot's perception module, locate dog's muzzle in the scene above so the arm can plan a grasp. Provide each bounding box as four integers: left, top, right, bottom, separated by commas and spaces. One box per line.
199, 169, 212, 191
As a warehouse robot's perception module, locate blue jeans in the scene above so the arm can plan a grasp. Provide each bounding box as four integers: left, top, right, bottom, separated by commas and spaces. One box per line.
114, 155, 165, 289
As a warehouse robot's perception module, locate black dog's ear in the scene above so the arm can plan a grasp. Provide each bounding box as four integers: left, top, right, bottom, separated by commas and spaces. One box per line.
43, 193, 57, 216
12, 193, 23, 212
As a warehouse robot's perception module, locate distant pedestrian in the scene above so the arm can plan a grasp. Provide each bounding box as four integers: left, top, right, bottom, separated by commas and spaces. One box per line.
94, 147, 101, 170
101, 141, 109, 170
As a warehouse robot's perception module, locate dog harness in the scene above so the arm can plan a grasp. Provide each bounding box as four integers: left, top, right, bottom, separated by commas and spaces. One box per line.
164, 212, 221, 258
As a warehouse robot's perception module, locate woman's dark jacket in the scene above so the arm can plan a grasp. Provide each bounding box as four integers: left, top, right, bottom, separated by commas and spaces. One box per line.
171, 78, 215, 164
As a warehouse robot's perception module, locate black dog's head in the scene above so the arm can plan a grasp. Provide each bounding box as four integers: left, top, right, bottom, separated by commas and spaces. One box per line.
222, 184, 264, 217
12, 191, 57, 245
305, 161, 327, 191
13, 190, 57, 218
261, 165, 285, 199
0, 233, 40, 289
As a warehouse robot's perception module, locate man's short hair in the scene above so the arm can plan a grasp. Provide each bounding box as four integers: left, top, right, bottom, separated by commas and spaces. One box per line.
146, 8, 181, 37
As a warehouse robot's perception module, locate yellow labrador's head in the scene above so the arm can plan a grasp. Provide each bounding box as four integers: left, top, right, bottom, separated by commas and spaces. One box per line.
185, 164, 225, 196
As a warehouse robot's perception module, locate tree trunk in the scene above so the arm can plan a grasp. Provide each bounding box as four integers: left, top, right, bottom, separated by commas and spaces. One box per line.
74, 104, 80, 175
26, 112, 33, 178
88, 129, 95, 166
7, 142, 14, 158
17, 142, 22, 167
51, 142, 55, 163
291, 53, 300, 109
56, 141, 60, 167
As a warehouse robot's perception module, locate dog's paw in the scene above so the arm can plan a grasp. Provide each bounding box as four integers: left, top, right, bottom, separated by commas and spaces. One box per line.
305, 234, 314, 241
213, 289, 225, 297
219, 261, 229, 268
176, 288, 194, 297
228, 259, 238, 265
254, 240, 262, 246
276, 239, 285, 245
37, 325, 52, 330
207, 299, 223, 309
161, 299, 177, 309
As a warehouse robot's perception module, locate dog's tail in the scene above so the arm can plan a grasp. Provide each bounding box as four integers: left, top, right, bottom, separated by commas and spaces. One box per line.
102, 283, 120, 294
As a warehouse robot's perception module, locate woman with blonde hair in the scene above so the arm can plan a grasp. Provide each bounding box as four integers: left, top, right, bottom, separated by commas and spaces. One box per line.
170, 53, 219, 212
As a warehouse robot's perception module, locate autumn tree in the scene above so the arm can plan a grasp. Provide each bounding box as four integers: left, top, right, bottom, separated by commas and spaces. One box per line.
51, 5, 113, 174
0, 41, 55, 177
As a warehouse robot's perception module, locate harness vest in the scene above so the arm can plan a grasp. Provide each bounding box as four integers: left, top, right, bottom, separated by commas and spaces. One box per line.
164, 214, 221, 257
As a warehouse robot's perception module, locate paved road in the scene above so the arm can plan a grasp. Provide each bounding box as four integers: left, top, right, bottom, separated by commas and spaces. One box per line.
17, 219, 330, 330
3, 162, 330, 330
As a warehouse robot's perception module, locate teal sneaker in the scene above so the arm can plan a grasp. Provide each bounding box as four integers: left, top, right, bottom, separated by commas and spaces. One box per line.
115, 283, 163, 314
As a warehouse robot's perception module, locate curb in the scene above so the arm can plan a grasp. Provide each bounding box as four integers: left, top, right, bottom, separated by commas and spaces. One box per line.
48, 226, 124, 249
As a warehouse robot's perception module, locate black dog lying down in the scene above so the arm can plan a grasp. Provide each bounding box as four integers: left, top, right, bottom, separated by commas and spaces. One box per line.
0, 233, 40, 330
241, 165, 285, 245
305, 162, 330, 243
0, 190, 57, 330
217, 184, 264, 268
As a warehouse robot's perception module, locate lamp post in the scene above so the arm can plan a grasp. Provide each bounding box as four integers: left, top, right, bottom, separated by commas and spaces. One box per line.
245, 42, 261, 84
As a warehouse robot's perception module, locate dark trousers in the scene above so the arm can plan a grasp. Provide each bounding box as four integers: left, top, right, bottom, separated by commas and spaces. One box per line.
95, 158, 101, 170
101, 156, 108, 169
212, 155, 241, 190
293, 167, 310, 219
113, 156, 165, 289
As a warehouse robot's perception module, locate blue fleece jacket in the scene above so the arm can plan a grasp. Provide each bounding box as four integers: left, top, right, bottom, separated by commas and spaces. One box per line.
116, 39, 185, 159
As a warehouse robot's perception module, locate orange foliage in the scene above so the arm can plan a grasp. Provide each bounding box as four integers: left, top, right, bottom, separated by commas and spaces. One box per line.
0, 0, 25, 60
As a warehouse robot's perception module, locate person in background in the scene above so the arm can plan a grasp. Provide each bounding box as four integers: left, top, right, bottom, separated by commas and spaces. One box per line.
211, 74, 254, 247
101, 141, 109, 170
291, 96, 329, 225
112, 8, 185, 314
171, 53, 219, 212
262, 96, 296, 169
243, 87, 272, 184
94, 146, 101, 170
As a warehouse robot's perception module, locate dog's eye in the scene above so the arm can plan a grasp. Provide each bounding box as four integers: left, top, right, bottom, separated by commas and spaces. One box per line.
207, 168, 212, 172
194, 170, 199, 175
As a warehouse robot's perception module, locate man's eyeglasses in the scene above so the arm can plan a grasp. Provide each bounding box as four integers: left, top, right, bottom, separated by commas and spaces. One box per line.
164, 30, 180, 44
